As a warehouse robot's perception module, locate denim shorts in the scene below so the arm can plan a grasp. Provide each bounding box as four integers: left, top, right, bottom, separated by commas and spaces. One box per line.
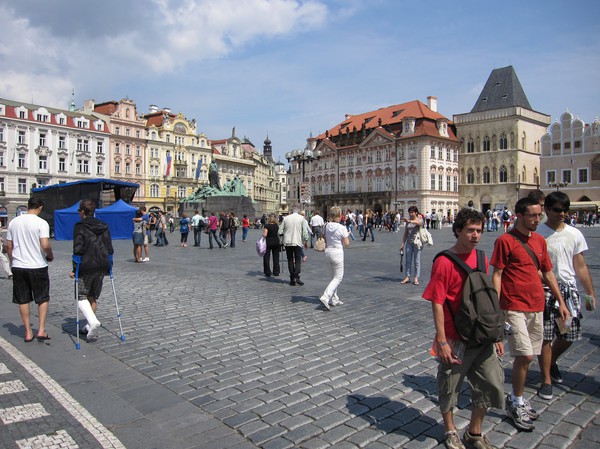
12, 267, 50, 305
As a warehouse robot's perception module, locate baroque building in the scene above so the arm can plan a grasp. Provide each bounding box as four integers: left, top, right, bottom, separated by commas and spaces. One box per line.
453, 66, 551, 212
540, 111, 600, 207
303, 98, 460, 218
88, 98, 147, 205
144, 106, 212, 214
0, 97, 109, 225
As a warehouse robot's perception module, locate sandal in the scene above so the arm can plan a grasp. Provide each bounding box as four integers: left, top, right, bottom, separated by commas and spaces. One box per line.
413, 280, 419, 285
400, 278, 410, 284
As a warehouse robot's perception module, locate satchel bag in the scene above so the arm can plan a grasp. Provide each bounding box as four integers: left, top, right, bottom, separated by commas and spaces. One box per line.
256, 236, 267, 256
314, 237, 326, 252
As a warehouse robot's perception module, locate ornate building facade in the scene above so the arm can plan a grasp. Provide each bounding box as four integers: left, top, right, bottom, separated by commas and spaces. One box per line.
88, 98, 147, 205
0, 97, 109, 225
453, 66, 551, 212
540, 111, 600, 207
303, 98, 460, 218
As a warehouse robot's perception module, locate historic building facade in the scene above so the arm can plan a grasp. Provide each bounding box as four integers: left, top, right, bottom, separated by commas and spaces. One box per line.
302, 98, 460, 218
540, 111, 600, 206
0, 97, 109, 225
88, 98, 148, 205
144, 106, 213, 213
453, 66, 551, 213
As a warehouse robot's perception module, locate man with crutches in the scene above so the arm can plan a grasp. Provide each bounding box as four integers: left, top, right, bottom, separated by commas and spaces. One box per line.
71, 199, 113, 341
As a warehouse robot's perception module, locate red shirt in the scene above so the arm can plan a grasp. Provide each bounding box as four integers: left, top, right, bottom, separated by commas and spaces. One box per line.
242, 217, 250, 228
490, 230, 552, 312
423, 249, 486, 341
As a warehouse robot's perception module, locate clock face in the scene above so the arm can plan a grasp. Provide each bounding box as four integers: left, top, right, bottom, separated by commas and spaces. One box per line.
174, 123, 186, 134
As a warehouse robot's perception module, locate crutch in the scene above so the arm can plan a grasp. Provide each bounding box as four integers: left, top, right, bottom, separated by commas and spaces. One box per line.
73, 255, 82, 350
108, 254, 125, 341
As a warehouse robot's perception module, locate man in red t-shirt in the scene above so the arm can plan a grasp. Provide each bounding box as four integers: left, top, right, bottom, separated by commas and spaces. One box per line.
423, 208, 504, 449
491, 197, 569, 432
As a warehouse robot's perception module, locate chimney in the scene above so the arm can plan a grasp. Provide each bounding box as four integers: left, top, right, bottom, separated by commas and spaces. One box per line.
345, 114, 352, 119
83, 99, 95, 114
149, 104, 158, 113
163, 107, 171, 114
427, 96, 438, 113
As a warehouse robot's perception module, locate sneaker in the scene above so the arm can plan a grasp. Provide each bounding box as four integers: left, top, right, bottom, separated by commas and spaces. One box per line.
444, 430, 465, 449
522, 399, 539, 420
330, 299, 344, 306
505, 395, 535, 431
550, 364, 563, 384
462, 430, 496, 449
87, 322, 101, 340
319, 296, 331, 311
143, 257, 150, 262
537, 383, 553, 400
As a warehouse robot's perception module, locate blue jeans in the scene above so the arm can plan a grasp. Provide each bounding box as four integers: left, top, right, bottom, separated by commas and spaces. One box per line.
193, 227, 202, 246
347, 224, 356, 241
155, 228, 167, 246
362, 224, 374, 241
242, 227, 249, 241
405, 242, 422, 278
209, 229, 224, 248
230, 227, 237, 247
358, 224, 364, 236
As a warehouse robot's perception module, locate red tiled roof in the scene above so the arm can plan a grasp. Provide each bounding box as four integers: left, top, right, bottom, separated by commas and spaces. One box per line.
94, 101, 118, 115
144, 111, 176, 127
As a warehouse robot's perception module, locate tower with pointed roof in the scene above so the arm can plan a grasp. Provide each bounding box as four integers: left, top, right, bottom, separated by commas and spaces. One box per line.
453, 66, 551, 213
263, 135, 273, 162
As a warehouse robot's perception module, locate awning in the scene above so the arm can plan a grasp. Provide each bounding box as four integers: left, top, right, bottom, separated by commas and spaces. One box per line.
568, 201, 600, 211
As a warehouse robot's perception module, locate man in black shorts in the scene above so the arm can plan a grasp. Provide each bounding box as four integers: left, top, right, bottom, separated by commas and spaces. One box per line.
72, 199, 114, 340
6, 198, 54, 342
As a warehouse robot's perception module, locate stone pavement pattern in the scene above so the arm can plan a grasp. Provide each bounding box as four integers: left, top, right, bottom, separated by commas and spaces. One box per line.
0, 226, 599, 449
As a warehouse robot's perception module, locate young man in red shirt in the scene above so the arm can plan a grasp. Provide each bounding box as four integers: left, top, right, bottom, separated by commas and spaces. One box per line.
423, 208, 504, 449
491, 197, 569, 431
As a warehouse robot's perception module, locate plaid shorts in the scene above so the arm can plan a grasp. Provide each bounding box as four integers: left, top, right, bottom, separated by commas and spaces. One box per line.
543, 283, 582, 342
12, 267, 50, 305
77, 272, 105, 300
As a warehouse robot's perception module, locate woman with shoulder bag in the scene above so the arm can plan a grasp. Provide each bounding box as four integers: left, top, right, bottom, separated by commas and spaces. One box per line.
400, 205, 423, 285
319, 206, 350, 310
262, 213, 280, 277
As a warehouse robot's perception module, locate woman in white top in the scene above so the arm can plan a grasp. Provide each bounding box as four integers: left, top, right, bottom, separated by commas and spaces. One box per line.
400, 205, 424, 285
320, 206, 350, 310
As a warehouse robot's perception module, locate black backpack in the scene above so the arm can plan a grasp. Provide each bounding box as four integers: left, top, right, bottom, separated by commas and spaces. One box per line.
502, 210, 509, 221
435, 249, 505, 345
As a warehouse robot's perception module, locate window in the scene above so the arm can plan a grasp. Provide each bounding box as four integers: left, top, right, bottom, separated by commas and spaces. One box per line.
77, 159, 89, 173
467, 168, 474, 184
376, 150, 382, 162
126, 144, 130, 155
96, 160, 103, 175
446, 175, 451, 191
483, 136, 490, 152
76, 120, 86, 128
36, 113, 49, 122
150, 165, 158, 176
0, 128, 3, 142
136, 145, 141, 157
125, 162, 131, 174
126, 128, 130, 137
562, 169, 571, 184
115, 143, 120, 154
136, 163, 141, 175
453, 176, 458, 192
136, 130, 141, 138
39, 156, 47, 171
0, 177, 4, 192
18, 178, 27, 194
59, 117, 65, 125
467, 139, 474, 153
446, 148, 451, 160
578, 168, 588, 183
76, 139, 89, 152
18, 130, 26, 144
18, 153, 26, 168
547, 170, 556, 184
115, 127, 120, 135
483, 167, 490, 184
499, 133, 508, 150
150, 184, 159, 197
438, 147, 443, 159
59, 136, 66, 149
19, 111, 26, 119
39, 133, 46, 147
115, 162, 120, 173
97, 141, 104, 153
431, 174, 436, 189
499, 165, 508, 183
431, 146, 436, 159
0, 152, 4, 166
59, 158, 66, 171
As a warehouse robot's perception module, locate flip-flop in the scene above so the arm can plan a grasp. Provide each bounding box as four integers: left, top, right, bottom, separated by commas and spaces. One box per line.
413, 281, 420, 286
400, 279, 410, 284
24, 335, 35, 343
36, 334, 51, 341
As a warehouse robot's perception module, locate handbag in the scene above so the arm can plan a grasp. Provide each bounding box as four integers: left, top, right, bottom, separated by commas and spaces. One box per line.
256, 236, 267, 256
314, 237, 326, 252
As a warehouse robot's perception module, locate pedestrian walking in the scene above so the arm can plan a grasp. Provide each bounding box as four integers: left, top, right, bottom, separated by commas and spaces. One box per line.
5, 197, 54, 342
279, 205, 309, 286
132, 210, 146, 262
262, 213, 280, 277
191, 210, 203, 247
309, 211, 324, 248
361, 209, 375, 242
207, 211, 225, 249
229, 211, 239, 248
71, 199, 113, 340
242, 214, 250, 242
423, 208, 505, 449
319, 206, 350, 310
491, 197, 569, 431
179, 213, 190, 247
400, 205, 423, 285
535, 191, 596, 400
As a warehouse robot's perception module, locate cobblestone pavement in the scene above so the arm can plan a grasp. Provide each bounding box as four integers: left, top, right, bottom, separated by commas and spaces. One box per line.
0, 225, 599, 449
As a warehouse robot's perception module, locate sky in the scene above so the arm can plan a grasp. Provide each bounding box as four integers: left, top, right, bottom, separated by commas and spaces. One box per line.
1, 0, 599, 163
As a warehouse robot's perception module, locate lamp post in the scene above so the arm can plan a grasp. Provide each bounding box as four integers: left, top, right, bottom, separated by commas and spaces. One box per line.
285, 148, 322, 209
549, 182, 568, 191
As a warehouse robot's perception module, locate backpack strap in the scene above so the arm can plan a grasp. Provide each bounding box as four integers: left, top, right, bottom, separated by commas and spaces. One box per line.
509, 230, 540, 270
435, 250, 478, 322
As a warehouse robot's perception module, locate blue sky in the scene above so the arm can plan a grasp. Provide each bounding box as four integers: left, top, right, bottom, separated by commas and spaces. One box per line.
1, 0, 598, 162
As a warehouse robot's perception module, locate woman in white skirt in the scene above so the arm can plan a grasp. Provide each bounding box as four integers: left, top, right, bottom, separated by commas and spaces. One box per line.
319, 206, 350, 310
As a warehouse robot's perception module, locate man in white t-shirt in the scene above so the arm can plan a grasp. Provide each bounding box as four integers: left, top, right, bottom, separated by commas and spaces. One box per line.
357, 211, 364, 237
535, 191, 596, 400
6, 198, 54, 342
191, 210, 203, 247
309, 211, 324, 248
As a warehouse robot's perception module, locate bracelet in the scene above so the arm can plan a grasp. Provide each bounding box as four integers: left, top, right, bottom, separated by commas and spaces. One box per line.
438, 341, 448, 347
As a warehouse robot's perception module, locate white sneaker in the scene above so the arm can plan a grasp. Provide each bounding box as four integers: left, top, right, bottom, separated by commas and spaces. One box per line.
330, 299, 344, 306
143, 257, 150, 262
87, 322, 101, 340
319, 296, 331, 310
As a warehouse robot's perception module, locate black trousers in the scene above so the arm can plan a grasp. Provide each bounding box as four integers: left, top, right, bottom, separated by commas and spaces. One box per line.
263, 245, 280, 276
285, 246, 303, 280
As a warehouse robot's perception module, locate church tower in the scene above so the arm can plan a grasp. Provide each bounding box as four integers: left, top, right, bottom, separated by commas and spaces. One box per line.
263, 135, 273, 162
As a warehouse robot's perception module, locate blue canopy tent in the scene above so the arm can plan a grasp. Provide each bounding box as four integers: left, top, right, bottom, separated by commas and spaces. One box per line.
53, 202, 81, 241
95, 200, 137, 239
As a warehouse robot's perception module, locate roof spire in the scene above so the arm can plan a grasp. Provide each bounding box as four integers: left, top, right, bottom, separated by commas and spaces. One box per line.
69, 89, 76, 112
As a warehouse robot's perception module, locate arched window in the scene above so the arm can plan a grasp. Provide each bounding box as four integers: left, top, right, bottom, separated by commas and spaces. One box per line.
499, 165, 508, 183
150, 184, 159, 197
483, 136, 490, 151
467, 168, 475, 184
483, 167, 490, 184
467, 138, 475, 153
499, 133, 508, 150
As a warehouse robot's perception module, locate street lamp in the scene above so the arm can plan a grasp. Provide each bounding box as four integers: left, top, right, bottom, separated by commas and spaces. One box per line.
549, 182, 568, 191
285, 148, 322, 207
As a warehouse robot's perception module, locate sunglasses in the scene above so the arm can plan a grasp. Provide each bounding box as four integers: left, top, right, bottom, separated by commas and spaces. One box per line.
550, 207, 568, 214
